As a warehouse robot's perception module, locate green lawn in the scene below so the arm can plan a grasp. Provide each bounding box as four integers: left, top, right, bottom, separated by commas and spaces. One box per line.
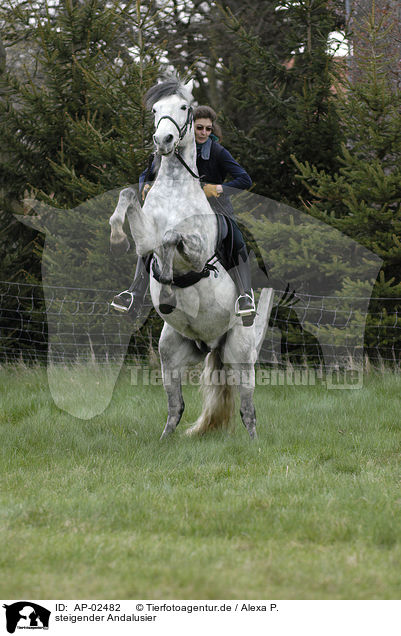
1, 363, 400, 599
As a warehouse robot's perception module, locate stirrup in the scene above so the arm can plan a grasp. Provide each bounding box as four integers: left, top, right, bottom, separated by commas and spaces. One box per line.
235, 290, 256, 317
110, 290, 134, 313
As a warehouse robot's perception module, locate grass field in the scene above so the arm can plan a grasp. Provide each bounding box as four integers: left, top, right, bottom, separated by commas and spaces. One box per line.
1, 363, 400, 599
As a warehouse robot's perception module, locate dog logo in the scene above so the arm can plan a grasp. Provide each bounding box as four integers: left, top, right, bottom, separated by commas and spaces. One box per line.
3, 602, 51, 633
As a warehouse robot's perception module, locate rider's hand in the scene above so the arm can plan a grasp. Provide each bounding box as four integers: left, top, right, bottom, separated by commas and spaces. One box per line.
203, 183, 223, 198
142, 183, 151, 201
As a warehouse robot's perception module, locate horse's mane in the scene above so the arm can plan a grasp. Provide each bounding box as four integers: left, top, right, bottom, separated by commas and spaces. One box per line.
144, 77, 192, 110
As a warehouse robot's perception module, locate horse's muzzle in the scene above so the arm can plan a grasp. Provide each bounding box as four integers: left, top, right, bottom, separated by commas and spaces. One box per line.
156, 146, 175, 157
153, 133, 175, 157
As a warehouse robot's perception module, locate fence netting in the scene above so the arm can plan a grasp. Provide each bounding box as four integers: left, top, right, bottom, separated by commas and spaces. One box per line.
1, 280, 400, 368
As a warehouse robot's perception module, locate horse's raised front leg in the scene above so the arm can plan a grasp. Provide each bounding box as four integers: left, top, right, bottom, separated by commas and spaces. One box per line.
109, 191, 131, 256
155, 228, 209, 315
109, 187, 154, 256
159, 323, 205, 439
157, 229, 205, 283
224, 324, 257, 440
177, 232, 205, 272
156, 230, 181, 314
157, 230, 182, 284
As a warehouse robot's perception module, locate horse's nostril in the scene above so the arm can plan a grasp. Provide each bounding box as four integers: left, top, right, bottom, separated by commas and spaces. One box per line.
165, 134, 174, 144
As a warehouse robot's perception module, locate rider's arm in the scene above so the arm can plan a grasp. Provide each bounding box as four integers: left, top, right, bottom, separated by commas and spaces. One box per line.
139, 166, 148, 191
218, 148, 252, 192
139, 158, 157, 199
139, 162, 156, 189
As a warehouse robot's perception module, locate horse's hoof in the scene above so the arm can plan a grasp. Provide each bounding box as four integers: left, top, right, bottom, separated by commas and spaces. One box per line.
110, 237, 130, 257
159, 290, 177, 314
159, 303, 176, 314
160, 428, 173, 440
241, 314, 256, 327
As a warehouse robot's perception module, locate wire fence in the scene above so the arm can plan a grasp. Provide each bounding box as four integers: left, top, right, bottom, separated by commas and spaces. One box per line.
1, 280, 401, 367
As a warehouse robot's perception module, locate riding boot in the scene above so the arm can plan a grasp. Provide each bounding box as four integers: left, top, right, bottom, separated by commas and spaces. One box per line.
111, 255, 150, 319
229, 246, 256, 324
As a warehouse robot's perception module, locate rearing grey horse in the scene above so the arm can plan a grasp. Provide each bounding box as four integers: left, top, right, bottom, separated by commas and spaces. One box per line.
109, 78, 257, 439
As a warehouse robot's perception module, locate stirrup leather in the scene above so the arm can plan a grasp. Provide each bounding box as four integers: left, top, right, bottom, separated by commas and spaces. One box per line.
235, 290, 255, 316
110, 290, 135, 313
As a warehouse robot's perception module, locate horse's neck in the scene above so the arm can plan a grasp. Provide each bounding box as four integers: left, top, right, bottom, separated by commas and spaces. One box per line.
149, 139, 217, 270
157, 141, 197, 183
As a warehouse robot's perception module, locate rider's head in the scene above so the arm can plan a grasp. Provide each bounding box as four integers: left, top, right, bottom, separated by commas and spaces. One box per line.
194, 106, 222, 144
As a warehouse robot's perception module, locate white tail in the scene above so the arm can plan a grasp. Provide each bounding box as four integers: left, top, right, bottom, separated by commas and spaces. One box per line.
186, 349, 236, 436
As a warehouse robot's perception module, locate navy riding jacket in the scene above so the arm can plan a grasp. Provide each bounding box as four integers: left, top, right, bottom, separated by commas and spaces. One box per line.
139, 137, 252, 196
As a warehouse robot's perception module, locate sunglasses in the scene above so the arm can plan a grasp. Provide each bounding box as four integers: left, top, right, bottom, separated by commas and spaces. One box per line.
195, 125, 213, 132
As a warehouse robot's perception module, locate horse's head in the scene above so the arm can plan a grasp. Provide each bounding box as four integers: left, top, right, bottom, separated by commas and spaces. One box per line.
145, 78, 194, 156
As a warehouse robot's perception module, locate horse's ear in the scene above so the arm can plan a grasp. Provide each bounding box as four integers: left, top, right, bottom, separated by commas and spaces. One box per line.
184, 79, 194, 96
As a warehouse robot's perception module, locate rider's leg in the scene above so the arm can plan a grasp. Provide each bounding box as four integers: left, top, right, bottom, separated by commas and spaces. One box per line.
111, 255, 151, 316
230, 221, 256, 317
209, 198, 255, 318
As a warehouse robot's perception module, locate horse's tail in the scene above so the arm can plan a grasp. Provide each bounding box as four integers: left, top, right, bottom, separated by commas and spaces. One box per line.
186, 348, 235, 436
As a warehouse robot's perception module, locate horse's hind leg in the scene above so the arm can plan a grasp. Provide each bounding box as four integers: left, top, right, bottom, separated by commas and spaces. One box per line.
224, 324, 257, 439
238, 371, 257, 440
159, 323, 204, 439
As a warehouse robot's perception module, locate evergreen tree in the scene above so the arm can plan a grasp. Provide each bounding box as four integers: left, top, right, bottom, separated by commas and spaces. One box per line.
0, 0, 162, 359
0, 34, 5, 75
0, 0, 161, 280
293, 1, 401, 361
215, 0, 343, 205
0, 0, 159, 210
350, 0, 401, 89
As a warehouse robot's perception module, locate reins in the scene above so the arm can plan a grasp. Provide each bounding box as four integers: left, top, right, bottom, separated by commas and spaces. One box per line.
174, 149, 202, 180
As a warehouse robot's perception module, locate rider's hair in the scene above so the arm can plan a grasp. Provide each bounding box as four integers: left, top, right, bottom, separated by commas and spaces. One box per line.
194, 105, 222, 141
194, 105, 217, 122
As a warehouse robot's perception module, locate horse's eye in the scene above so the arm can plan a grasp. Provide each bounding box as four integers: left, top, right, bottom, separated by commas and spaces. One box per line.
181, 105, 187, 110
152, 107, 156, 114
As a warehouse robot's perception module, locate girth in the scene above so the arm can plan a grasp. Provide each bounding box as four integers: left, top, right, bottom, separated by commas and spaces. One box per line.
151, 258, 218, 288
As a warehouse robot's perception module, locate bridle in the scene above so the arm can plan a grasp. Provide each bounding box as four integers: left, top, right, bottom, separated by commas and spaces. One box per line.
154, 105, 194, 146
154, 105, 201, 181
